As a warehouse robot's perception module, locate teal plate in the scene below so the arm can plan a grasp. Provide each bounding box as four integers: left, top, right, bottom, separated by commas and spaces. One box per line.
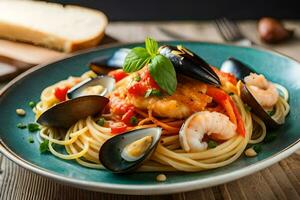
0, 42, 299, 195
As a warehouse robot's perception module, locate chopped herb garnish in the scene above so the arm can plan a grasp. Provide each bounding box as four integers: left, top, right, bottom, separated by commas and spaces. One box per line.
253, 144, 262, 153
208, 140, 218, 148
264, 133, 277, 143
267, 109, 276, 116
29, 101, 36, 108
39, 140, 49, 153
144, 89, 161, 98
134, 75, 141, 82
17, 123, 27, 129
130, 116, 138, 125
229, 92, 234, 96
97, 117, 105, 126
28, 136, 34, 143
28, 123, 40, 132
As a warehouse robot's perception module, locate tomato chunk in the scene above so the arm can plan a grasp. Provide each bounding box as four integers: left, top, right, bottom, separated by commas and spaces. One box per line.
111, 122, 127, 134
54, 86, 70, 102
128, 67, 160, 97
108, 69, 128, 82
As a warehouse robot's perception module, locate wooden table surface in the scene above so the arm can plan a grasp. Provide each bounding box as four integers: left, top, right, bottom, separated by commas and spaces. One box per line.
1, 21, 300, 200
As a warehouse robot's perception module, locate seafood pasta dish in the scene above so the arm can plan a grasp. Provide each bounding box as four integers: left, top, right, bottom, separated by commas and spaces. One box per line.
31, 38, 290, 173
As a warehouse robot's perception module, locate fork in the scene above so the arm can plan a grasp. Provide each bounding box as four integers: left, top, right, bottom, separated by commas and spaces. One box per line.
215, 18, 255, 46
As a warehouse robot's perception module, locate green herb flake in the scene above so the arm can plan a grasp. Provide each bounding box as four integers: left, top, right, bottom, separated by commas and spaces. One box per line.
134, 75, 141, 82
28, 136, 34, 143
208, 140, 218, 148
264, 133, 277, 143
267, 109, 276, 116
28, 123, 40, 132
244, 104, 252, 112
97, 117, 105, 126
39, 140, 49, 153
130, 116, 138, 126
29, 101, 36, 108
144, 89, 161, 98
17, 123, 27, 129
252, 144, 262, 153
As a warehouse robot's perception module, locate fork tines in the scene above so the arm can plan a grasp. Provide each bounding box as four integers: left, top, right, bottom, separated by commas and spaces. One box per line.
215, 18, 244, 42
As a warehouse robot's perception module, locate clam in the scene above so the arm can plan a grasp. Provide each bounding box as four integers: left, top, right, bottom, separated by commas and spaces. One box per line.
67, 76, 115, 99
37, 95, 109, 128
89, 48, 130, 74
159, 45, 221, 86
220, 57, 280, 127
99, 127, 162, 173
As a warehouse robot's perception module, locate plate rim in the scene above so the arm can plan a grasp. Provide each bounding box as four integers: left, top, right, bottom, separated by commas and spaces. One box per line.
1, 41, 300, 195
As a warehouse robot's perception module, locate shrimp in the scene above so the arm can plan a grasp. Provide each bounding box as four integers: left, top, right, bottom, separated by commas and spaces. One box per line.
179, 111, 237, 152
244, 73, 279, 108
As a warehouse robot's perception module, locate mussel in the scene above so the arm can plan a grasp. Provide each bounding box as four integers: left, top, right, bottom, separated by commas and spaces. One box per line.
67, 76, 115, 99
220, 57, 280, 127
220, 57, 256, 80
159, 45, 221, 86
89, 48, 130, 74
37, 95, 109, 128
99, 127, 162, 173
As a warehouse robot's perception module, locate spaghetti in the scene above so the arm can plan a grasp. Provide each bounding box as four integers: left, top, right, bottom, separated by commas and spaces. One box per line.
34, 68, 290, 172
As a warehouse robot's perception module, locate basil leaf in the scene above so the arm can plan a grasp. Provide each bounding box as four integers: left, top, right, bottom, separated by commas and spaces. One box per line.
149, 55, 177, 95
145, 37, 158, 56
123, 47, 151, 72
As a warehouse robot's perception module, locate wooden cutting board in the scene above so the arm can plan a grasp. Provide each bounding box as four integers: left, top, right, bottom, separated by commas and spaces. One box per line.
0, 39, 66, 81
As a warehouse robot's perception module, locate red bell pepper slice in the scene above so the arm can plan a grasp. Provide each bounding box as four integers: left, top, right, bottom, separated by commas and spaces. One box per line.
207, 87, 245, 137
121, 108, 136, 125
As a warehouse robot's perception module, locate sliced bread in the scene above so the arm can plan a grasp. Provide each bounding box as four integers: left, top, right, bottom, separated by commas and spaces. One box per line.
0, 0, 108, 52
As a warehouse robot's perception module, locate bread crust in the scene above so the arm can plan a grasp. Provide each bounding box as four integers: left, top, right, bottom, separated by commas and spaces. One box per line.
0, 3, 108, 52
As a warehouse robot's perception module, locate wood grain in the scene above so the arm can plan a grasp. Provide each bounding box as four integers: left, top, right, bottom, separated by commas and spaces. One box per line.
1, 21, 300, 200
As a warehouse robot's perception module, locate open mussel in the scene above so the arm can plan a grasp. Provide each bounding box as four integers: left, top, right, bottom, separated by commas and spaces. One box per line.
99, 127, 162, 173
220, 57, 256, 80
159, 45, 221, 86
89, 48, 130, 74
220, 57, 280, 128
37, 96, 109, 128
67, 76, 115, 99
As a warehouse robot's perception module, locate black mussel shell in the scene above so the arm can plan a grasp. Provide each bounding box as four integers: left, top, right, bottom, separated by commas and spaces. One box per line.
159, 45, 221, 86
37, 96, 109, 128
99, 127, 162, 173
221, 58, 280, 127
67, 76, 115, 99
240, 83, 280, 128
89, 48, 130, 74
220, 57, 256, 80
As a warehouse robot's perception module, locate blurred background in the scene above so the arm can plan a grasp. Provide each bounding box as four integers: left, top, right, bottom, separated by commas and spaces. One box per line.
49, 0, 300, 21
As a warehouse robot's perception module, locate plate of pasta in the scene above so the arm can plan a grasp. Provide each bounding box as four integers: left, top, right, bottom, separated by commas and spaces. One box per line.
0, 39, 299, 194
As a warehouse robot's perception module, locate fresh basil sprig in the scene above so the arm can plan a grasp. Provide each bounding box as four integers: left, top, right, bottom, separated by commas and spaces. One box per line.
123, 37, 177, 95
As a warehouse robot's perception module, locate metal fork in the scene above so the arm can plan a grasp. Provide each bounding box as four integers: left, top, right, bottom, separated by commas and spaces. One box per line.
215, 18, 255, 46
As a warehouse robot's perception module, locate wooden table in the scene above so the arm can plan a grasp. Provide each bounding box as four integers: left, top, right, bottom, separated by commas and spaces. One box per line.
1, 21, 300, 200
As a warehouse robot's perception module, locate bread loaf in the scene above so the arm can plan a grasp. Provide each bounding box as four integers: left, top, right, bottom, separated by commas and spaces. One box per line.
0, 0, 108, 52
